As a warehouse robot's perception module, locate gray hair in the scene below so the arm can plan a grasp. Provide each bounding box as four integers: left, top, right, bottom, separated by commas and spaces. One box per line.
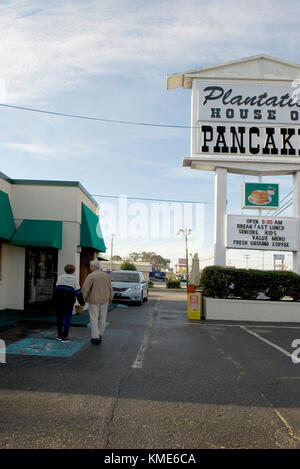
90, 259, 101, 270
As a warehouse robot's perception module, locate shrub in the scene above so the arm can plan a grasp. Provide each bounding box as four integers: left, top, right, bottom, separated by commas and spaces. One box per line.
167, 279, 181, 289
120, 260, 137, 271
230, 268, 264, 300
200, 266, 232, 298
148, 280, 154, 288
285, 273, 300, 301
263, 271, 300, 301
200, 266, 300, 301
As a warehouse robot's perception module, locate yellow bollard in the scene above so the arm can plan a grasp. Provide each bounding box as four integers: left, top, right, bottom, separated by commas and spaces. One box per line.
187, 292, 201, 320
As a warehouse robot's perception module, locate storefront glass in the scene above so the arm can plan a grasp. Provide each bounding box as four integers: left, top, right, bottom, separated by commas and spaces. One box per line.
25, 247, 58, 309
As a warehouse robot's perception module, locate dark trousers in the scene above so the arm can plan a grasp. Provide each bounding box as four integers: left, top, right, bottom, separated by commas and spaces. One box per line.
56, 302, 74, 338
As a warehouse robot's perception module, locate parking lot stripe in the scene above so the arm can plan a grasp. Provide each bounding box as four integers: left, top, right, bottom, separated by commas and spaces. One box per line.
240, 325, 292, 358
132, 299, 160, 369
185, 323, 300, 329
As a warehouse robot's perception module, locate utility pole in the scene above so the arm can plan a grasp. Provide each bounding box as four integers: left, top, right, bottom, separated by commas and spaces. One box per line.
110, 233, 116, 271
177, 228, 192, 286
244, 254, 251, 269
258, 175, 264, 271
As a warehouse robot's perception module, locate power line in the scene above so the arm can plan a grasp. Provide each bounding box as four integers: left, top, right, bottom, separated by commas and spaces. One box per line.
272, 199, 292, 216
0, 103, 193, 129
91, 194, 212, 205
5, 102, 297, 214
265, 190, 293, 215
272, 196, 293, 216
279, 190, 293, 205
274, 201, 293, 216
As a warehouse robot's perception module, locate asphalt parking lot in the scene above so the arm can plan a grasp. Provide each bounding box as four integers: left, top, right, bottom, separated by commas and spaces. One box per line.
1, 288, 300, 449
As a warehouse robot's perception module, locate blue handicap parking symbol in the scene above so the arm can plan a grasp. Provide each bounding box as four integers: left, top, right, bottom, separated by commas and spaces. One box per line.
6, 337, 86, 357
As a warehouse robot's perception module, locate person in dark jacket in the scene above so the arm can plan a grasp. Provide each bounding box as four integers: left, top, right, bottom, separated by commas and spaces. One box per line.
54, 264, 85, 342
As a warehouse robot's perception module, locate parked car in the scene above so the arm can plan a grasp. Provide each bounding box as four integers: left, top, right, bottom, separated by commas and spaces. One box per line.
109, 270, 148, 305
149, 271, 166, 282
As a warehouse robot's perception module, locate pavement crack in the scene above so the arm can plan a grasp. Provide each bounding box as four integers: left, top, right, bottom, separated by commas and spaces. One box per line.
209, 333, 245, 382
131, 300, 160, 369
205, 441, 227, 449
217, 347, 245, 382
104, 300, 160, 448
103, 368, 133, 449
260, 391, 300, 447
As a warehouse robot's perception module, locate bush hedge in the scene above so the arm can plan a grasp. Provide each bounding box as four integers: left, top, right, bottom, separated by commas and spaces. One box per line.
167, 279, 181, 289
200, 266, 300, 301
120, 261, 137, 271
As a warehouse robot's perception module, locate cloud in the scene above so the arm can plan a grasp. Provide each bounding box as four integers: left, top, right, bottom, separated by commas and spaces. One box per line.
165, 167, 207, 180
1, 140, 98, 160
0, 0, 299, 103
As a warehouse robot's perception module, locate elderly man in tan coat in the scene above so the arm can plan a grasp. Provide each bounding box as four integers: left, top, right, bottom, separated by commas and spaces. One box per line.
82, 260, 113, 344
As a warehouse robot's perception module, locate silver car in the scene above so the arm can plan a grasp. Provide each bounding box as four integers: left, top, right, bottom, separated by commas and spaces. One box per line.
110, 270, 148, 305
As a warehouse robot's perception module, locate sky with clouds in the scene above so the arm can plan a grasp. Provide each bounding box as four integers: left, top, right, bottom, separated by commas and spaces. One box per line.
0, 0, 299, 270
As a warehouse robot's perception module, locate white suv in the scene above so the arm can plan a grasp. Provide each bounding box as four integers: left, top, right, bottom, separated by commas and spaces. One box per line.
110, 270, 149, 305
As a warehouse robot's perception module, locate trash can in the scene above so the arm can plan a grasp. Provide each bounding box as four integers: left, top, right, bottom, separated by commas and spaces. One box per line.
187, 283, 196, 293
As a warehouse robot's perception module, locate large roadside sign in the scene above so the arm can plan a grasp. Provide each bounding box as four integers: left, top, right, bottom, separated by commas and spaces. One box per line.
192, 81, 300, 159
171, 56, 300, 272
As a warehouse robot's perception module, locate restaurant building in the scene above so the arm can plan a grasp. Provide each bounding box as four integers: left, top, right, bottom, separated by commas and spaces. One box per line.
0, 171, 106, 311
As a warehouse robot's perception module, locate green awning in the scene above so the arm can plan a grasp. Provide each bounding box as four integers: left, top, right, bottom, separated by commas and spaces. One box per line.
11, 220, 62, 248
80, 203, 106, 252
0, 190, 15, 240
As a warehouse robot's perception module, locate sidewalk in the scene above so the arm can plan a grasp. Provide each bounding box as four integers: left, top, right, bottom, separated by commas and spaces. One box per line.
0, 304, 117, 329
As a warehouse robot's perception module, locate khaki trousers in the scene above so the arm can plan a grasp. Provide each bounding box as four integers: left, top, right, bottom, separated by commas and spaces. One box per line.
88, 303, 108, 339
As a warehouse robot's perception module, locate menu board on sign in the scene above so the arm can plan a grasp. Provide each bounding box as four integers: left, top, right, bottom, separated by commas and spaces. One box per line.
227, 215, 298, 251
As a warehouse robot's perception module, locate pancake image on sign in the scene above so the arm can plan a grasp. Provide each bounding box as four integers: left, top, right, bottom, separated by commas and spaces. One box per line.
248, 190, 271, 205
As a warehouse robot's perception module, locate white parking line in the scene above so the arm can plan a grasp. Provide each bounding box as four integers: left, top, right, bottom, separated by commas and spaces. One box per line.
132, 299, 160, 369
185, 322, 300, 330
240, 325, 292, 359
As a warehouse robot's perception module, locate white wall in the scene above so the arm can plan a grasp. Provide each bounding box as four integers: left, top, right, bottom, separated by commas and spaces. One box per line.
57, 221, 81, 279
77, 189, 99, 222
0, 178, 12, 201
0, 243, 25, 310
12, 182, 99, 223
12, 185, 79, 222
11, 183, 100, 282
205, 298, 300, 323
0, 242, 9, 310
0, 180, 25, 310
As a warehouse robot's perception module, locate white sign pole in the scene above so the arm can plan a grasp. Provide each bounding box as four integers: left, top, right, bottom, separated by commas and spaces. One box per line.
293, 172, 300, 274
214, 167, 227, 266
258, 175, 264, 269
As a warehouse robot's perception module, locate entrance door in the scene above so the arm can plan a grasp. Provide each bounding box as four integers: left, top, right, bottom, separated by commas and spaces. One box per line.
80, 248, 96, 286
25, 247, 58, 310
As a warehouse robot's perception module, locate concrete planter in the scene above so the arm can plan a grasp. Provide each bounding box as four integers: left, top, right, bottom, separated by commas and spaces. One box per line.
205, 297, 300, 322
